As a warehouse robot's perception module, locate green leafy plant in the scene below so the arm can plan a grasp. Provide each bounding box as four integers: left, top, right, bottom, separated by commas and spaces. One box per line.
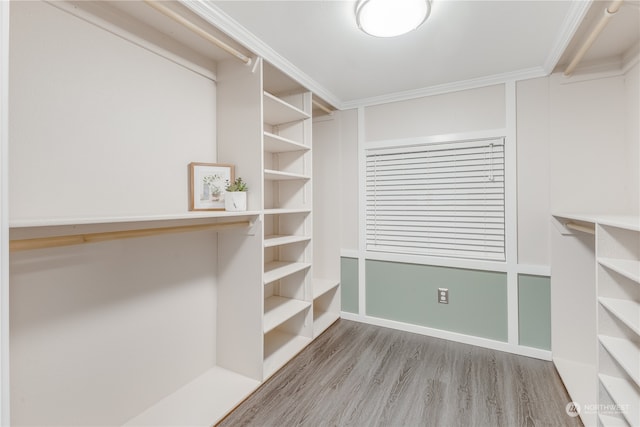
225, 177, 248, 192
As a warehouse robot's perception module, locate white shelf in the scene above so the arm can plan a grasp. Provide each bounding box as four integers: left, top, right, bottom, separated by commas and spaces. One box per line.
9, 210, 262, 228
263, 330, 311, 379
599, 258, 640, 284
264, 131, 309, 153
599, 335, 640, 387
123, 366, 260, 426
599, 374, 640, 426
264, 169, 310, 181
264, 234, 311, 248
599, 298, 640, 336
263, 91, 310, 126
264, 208, 311, 216
264, 261, 311, 284
264, 296, 311, 334
313, 278, 340, 299
553, 214, 640, 231
313, 310, 340, 336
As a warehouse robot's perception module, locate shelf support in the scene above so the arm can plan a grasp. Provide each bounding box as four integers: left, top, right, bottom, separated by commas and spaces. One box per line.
10, 220, 251, 252
566, 221, 596, 235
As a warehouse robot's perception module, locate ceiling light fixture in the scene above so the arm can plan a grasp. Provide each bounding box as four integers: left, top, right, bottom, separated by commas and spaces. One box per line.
355, 0, 431, 38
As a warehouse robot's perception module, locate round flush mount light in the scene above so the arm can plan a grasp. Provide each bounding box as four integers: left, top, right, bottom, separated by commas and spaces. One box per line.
355, 0, 431, 38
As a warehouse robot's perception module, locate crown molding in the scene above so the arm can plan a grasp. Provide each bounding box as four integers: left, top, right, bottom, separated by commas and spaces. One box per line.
542, 0, 593, 74
180, 0, 342, 108
340, 66, 547, 110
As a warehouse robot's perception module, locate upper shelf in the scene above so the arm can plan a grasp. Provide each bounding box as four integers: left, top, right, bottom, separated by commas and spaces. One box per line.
598, 258, 640, 284
9, 211, 262, 252
553, 214, 640, 232
264, 169, 310, 181
263, 131, 309, 153
10, 211, 262, 229
263, 92, 310, 126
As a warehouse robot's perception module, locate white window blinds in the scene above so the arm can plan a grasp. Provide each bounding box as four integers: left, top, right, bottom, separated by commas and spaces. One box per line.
366, 138, 505, 261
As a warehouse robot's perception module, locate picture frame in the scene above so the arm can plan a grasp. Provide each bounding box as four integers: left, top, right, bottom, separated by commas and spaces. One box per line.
189, 162, 235, 211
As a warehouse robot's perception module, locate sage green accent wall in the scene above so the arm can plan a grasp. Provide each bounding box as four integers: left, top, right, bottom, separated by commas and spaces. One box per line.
518, 274, 551, 350
366, 260, 508, 341
340, 257, 359, 314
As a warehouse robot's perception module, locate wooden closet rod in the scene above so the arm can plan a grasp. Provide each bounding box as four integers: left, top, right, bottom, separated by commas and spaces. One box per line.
143, 0, 252, 66
9, 220, 250, 252
564, 0, 624, 76
566, 222, 596, 235
312, 99, 334, 115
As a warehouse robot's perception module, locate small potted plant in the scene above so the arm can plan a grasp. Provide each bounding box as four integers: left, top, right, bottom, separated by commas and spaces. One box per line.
225, 177, 248, 211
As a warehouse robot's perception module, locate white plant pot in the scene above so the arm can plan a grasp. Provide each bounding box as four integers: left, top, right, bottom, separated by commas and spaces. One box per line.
225, 191, 247, 211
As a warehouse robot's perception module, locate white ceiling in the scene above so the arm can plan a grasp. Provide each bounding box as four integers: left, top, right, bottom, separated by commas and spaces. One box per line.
197, 0, 639, 109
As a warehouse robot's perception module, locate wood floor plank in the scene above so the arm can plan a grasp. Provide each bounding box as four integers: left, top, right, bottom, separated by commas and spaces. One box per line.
218, 320, 582, 427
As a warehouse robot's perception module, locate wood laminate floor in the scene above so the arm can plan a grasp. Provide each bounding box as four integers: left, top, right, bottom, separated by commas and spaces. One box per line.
219, 320, 582, 427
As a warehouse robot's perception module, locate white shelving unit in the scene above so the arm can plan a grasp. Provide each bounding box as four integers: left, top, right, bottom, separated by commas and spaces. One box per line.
5, 3, 341, 425
596, 218, 640, 427
264, 234, 311, 248
264, 169, 311, 181
123, 367, 260, 426
552, 214, 639, 427
263, 330, 312, 379
264, 296, 312, 333
264, 131, 310, 153
263, 91, 310, 125
264, 261, 311, 285
261, 78, 315, 380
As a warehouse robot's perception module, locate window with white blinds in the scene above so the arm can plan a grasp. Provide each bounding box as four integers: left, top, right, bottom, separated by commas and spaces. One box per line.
366, 138, 505, 261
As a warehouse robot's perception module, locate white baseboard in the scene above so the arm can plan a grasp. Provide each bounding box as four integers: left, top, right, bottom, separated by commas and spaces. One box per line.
340, 312, 552, 361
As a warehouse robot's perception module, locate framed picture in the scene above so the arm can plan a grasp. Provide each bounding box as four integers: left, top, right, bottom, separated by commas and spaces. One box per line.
189, 162, 235, 211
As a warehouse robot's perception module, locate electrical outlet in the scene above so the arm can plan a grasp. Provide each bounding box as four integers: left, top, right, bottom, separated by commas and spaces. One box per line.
438, 288, 449, 304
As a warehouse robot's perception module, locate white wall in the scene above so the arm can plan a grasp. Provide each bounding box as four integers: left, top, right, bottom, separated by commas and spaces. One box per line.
10, 232, 217, 426
516, 66, 639, 266
337, 85, 507, 253
342, 68, 639, 267
337, 109, 358, 252
626, 61, 640, 214
548, 72, 631, 215
516, 77, 551, 266
364, 85, 506, 141
9, 1, 217, 222
8, 2, 221, 425
313, 115, 342, 278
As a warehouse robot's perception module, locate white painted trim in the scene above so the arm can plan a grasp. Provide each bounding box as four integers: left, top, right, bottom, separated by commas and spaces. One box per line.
343, 252, 551, 278
542, 0, 593, 74
518, 264, 552, 277
364, 251, 508, 273
357, 107, 367, 317
339, 311, 360, 322
505, 81, 519, 347
0, 1, 9, 423
47, 0, 217, 82
364, 129, 508, 149
341, 313, 552, 361
181, 0, 342, 108
341, 67, 546, 110
340, 249, 359, 259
